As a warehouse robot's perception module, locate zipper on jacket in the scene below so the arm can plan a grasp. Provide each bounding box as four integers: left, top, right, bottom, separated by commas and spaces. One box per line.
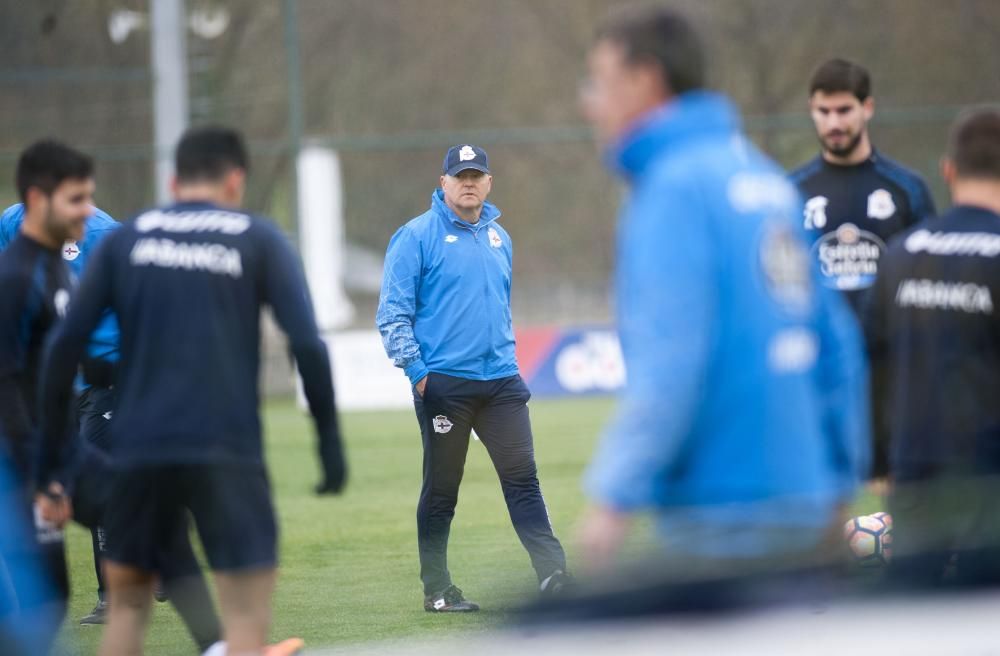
454, 219, 498, 378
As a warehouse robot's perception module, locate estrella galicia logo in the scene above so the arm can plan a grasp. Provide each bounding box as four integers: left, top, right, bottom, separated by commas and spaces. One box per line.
812, 223, 887, 290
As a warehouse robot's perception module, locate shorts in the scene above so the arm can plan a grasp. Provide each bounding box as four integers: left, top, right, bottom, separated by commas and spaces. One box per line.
104, 463, 277, 573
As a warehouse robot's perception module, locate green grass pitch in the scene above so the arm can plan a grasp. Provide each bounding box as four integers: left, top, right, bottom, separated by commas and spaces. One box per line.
59, 396, 615, 654
58, 395, 881, 654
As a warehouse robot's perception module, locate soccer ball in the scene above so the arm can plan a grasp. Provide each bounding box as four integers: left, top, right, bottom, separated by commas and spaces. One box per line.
844, 513, 893, 566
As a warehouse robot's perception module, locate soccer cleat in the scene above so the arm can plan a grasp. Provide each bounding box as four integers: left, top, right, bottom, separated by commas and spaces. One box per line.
263, 638, 305, 655
539, 569, 575, 599
79, 600, 108, 625
424, 584, 480, 613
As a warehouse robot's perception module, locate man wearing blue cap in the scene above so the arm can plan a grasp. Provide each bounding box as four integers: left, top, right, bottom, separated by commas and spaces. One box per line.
377, 145, 570, 612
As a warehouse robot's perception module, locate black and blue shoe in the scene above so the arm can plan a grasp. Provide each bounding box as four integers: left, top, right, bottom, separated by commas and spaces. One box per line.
539, 570, 575, 599
424, 585, 480, 613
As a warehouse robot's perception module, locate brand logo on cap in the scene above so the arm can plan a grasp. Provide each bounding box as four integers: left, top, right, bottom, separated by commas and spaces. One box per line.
459, 145, 476, 162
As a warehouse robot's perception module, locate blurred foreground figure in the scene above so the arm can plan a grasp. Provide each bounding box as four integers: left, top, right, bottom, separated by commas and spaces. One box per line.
577, 5, 870, 580
1, 201, 121, 626
1, 203, 224, 648
0, 140, 93, 654
37, 126, 346, 655
864, 107, 1000, 586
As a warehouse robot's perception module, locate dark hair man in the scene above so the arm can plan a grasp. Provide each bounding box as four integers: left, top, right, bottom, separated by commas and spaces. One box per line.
791, 58, 936, 310
1, 201, 224, 647
0, 200, 120, 626
36, 126, 346, 655
864, 107, 1000, 586
0, 139, 94, 654
791, 58, 937, 481
376, 145, 571, 612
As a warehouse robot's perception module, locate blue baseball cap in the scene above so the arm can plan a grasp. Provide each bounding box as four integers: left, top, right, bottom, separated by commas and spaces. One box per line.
443, 144, 490, 177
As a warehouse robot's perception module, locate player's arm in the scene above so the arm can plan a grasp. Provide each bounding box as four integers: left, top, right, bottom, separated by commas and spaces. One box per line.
261, 225, 346, 495
0, 272, 36, 470
583, 178, 715, 518
860, 253, 894, 480
375, 226, 426, 385
36, 238, 116, 491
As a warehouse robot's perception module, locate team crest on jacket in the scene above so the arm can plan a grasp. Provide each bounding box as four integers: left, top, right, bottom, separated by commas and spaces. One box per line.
444, 235, 458, 243
759, 224, 812, 313
433, 415, 454, 434
812, 222, 887, 290
487, 227, 502, 248
62, 241, 80, 261
803, 196, 828, 230
867, 189, 896, 220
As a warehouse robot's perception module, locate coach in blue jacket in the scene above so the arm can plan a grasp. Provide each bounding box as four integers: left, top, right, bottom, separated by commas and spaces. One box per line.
578, 6, 870, 572
377, 146, 569, 612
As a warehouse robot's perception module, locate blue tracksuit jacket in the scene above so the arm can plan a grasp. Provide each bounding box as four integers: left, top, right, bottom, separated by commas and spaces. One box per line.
376, 189, 518, 385
585, 91, 871, 557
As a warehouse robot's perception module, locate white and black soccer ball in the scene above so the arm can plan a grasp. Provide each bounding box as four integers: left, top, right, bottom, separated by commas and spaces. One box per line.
844, 512, 893, 567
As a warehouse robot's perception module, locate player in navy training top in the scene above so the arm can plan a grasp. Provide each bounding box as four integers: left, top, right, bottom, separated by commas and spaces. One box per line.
790, 58, 936, 314
864, 108, 1000, 586
790, 58, 937, 480
1, 207, 224, 645
37, 126, 347, 655
0, 140, 94, 655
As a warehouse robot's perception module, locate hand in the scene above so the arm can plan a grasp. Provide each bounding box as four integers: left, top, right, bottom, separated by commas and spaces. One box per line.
35, 482, 72, 528
867, 477, 890, 498
316, 437, 348, 496
315, 464, 347, 495
415, 376, 428, 397
577, 504, 632, 573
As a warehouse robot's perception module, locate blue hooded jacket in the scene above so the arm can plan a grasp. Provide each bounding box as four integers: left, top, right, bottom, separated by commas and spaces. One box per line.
377, 189, 518, 384
584, 92, 871, 556
0, 203, 120, 362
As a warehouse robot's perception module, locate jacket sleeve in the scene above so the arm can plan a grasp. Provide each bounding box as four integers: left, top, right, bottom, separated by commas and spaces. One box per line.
37, 239, 115, 488
259, 225, 341, 461
861, 250, 894, 478
0, 271, 34, 469
584, 178, 716, 511
815, 271, 872, 498
376, 226, 426, 384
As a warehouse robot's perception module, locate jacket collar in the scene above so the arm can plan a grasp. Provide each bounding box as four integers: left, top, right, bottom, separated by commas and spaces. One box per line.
608, 90, 741, 181
431, 188, 501, 231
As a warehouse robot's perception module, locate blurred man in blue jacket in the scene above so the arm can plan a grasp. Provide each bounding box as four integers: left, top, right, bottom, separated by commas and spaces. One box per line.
577, 5, 870, 573
377, 146, 570, 612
